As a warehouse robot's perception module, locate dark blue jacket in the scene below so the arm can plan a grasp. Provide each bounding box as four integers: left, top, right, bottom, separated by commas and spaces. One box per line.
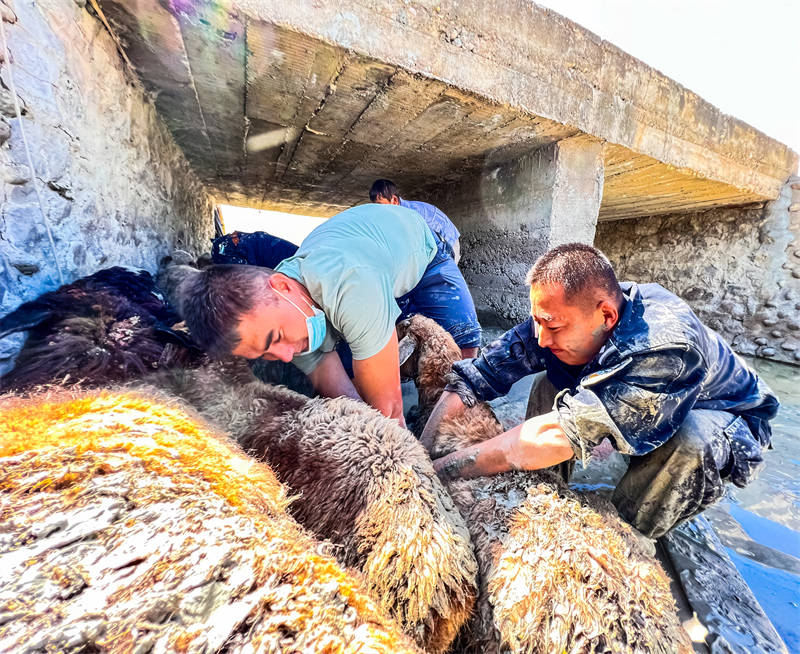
211, 231, 298, 269
449, 282, 779, 483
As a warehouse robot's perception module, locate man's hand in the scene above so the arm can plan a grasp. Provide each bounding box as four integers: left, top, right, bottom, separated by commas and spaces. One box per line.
352, 332, 406, 426
433, 410, 574, 482
419, 390, 467, 452
308, 351, 361, 400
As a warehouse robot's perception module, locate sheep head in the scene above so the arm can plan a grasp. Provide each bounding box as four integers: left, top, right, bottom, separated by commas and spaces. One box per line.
156, 254, 200, 319
397, 315, 504, 458
397, 314, 461, 413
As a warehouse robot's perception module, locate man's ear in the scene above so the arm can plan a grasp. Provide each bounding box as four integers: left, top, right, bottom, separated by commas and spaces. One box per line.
267, 273, 293, 295
390, 195, 401, 206
598, 299, 619, 331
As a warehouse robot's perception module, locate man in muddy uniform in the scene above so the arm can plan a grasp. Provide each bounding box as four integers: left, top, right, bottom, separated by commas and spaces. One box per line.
423, 243, 779, 539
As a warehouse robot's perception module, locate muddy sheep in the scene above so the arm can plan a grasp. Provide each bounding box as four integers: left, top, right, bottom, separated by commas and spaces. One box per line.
0, 389, 423, 654
138, 358, 478, 653
397, 314, 693, 654
0, 267, 205, 393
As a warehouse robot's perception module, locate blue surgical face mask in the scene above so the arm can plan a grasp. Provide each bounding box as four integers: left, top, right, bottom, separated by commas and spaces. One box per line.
272, 286, 327, 353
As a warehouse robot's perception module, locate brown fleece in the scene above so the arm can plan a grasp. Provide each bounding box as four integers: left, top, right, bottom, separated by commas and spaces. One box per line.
399, 314, 693, 654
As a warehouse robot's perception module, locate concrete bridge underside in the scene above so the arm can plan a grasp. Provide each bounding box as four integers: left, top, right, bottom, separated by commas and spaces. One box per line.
98, 0, 797, 222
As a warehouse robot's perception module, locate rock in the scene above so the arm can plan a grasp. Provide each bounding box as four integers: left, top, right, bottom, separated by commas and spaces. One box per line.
0, 118, 10, 144
779, 341, 797, 352
2, 163, 31, 185
0, 2, 16, 23
11, 262, 39, 275
761, 317, 778, 327
759, 347, 776, 357
754, 337, 768, 346
770, 330, 783, 339
787, 322, 800, 332
0, 86, 24, 117
777, 310, 787, 319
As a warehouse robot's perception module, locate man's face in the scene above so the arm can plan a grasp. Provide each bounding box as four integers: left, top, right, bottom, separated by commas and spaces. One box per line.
231, 280, 311, 362
529, 283, 613, 366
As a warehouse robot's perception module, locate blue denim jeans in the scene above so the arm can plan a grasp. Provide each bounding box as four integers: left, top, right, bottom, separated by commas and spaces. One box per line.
612, 408, 745, 538
396, 252, 482, 350
527, 374, 751, 539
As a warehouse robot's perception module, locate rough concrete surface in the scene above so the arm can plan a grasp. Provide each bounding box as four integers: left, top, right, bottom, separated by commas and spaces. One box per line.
440, 135, 603, 324
94, 0, 796, 218
596, 177, 800, 366
0, 0, 214, 372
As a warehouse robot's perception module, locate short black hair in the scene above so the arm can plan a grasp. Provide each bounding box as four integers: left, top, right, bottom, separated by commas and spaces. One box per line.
370, 179, 398, 202
180, 264, 275, 357
526, 243, 623, 306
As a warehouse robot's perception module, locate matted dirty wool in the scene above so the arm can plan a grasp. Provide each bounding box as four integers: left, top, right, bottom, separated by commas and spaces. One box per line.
398, 314, 693, 653
139, 359, 478, 654
0, 390, 422, 654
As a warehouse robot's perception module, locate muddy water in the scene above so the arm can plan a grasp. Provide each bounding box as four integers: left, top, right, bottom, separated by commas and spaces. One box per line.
704, 358, 800, 652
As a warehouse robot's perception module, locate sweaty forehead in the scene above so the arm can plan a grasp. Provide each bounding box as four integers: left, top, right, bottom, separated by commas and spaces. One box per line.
529, 284, 567, 321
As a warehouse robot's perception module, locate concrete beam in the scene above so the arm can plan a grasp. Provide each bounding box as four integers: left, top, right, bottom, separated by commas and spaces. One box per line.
439, 136, 604, 324
96, 0, 796, 219
235, 0, 796, 199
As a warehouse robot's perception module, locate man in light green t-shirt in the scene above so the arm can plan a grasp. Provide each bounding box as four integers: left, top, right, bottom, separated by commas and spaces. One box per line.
179, 204, 438, 425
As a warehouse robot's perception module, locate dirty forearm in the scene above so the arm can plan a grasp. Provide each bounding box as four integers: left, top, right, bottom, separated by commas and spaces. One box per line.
433, 425, 521, 482
433, 412, 574, 482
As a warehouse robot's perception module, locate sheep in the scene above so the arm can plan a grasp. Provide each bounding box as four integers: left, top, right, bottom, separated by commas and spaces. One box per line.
137, 358, 478, 653
397, 314, 693, 654
0, 388, 423, 654
0, 266, 205, 392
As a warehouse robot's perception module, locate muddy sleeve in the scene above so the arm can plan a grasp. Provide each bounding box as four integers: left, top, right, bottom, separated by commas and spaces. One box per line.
556, 346, 706, 461
447, 317, 544, 402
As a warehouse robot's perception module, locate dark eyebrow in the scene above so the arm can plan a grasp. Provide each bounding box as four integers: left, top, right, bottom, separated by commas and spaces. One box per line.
264, 330, 275, 352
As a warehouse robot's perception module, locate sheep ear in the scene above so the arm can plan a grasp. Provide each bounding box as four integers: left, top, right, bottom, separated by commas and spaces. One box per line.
397, 335, 416, 365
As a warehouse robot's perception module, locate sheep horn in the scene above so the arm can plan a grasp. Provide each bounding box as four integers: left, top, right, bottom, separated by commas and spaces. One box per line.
398, 334, 416, 365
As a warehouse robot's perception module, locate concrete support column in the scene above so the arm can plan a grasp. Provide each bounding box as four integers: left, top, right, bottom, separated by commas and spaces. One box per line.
437, 135, 605, 326
548, 135, 605, 246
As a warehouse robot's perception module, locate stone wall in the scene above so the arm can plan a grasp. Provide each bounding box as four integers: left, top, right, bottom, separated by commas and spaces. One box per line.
595, 177, 800, 365
0, 0, 214, 371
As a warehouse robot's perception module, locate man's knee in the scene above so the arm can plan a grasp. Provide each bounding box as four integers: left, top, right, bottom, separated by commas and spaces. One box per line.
525, 372, 558, 420
668, 410, 736, 474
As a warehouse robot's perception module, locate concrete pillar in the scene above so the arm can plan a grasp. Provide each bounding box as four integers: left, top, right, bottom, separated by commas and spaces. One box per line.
437, 135, 605, 326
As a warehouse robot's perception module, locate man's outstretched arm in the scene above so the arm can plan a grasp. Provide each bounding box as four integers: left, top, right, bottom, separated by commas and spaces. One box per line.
433, 411, 574, 481
352, 331, 406, 427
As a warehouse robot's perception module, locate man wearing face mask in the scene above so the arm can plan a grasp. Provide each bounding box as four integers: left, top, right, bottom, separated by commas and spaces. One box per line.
179, 203, 443, 427
422, 243, 779, 539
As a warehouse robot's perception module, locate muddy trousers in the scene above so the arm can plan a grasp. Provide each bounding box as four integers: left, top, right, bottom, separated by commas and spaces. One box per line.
526, 373, 734, 540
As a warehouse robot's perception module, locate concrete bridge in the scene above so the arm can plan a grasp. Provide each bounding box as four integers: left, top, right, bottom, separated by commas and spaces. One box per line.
1, 0, 797, 367
99, 0, 795, 221
94, 0, 798, 324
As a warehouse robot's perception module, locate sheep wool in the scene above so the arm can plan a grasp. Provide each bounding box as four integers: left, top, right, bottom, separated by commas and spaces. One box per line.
0, 390, 422, 654
0, 267, 205, 393
398, 314, 693, 654
139, 359, 478, 654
